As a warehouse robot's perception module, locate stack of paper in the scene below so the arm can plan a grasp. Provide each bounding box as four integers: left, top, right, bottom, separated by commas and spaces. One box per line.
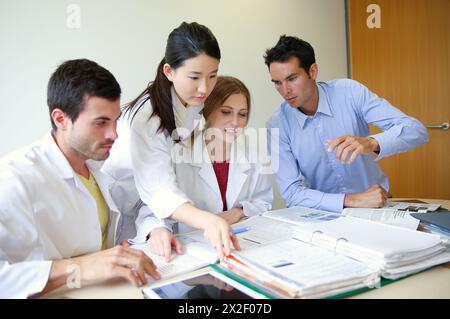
220, 238, 380, 299
292, 216, 450, 279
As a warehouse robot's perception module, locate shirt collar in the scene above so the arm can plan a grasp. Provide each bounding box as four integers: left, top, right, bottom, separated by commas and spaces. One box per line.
316, 82, 333, 117
287, 82, 333, 129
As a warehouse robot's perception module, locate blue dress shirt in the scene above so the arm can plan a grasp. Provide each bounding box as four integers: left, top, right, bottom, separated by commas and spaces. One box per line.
267, 79, 428, 213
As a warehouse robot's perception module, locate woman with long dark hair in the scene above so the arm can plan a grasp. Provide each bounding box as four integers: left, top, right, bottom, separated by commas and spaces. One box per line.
103, 22, 239, 259
147, 76, 274, 262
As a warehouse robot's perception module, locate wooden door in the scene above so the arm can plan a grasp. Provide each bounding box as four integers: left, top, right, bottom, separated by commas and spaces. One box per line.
347, 0, 450, 199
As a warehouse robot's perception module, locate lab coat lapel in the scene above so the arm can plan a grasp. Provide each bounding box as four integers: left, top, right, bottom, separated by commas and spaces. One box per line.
87, 160, 121, 246
193, 135, 222, 200
226, 136, 250, 208
43, 132, 120, 247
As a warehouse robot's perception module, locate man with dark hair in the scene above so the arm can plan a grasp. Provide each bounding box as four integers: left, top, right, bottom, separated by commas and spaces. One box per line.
265, 36, 428, 213
0, 59, 159, 298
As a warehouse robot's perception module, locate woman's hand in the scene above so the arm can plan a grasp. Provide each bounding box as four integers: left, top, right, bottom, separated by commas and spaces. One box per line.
218, 208, 244, 224
203, 214, 240, 260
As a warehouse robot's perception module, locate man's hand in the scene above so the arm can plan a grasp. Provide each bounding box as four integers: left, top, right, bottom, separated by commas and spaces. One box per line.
147, 227, 183, 262
344, 184, 388, 208
68, 245, 160, 287
327, 135, 379, 164
218, 208, 244, 225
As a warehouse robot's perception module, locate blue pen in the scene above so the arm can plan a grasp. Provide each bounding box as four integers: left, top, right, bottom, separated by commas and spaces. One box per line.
232, 226, 250, 235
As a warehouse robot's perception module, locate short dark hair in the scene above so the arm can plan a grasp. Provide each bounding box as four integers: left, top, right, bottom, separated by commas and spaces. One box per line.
47, 58, 121, 131
264, 35, 316, 72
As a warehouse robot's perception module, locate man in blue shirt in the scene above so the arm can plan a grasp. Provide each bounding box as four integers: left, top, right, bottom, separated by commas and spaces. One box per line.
265, 35, 428, 213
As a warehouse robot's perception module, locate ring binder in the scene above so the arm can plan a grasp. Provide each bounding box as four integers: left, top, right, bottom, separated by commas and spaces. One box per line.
310, 230, 323, 246
334, 237, 348, 255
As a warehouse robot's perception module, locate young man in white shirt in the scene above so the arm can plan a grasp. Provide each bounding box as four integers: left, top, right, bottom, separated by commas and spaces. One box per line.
0, 59, 160, 298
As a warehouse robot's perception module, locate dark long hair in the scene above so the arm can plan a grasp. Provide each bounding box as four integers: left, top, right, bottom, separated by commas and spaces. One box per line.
125, 22, 221, 137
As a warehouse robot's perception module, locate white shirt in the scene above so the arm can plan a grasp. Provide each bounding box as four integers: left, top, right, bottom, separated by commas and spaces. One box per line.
102, 87, 204, 239
0, 133, 120, 298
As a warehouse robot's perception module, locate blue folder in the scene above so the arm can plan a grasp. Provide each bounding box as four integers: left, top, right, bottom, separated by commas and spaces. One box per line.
411, 211, 450, 232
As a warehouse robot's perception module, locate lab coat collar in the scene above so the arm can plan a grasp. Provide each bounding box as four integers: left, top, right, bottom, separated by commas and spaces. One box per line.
171, 86, 204, 141
41, 131, 77, 181
40, 131, 120, 245
41, 131, 120, 211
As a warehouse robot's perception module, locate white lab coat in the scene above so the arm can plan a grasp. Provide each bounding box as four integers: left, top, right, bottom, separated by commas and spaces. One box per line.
165, 132, 273, 234
102, 87, 204, 239
0, 133, 121, 298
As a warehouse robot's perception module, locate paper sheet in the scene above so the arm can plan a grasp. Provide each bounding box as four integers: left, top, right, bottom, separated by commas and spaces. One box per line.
342, 208, 420, 230
263, 206, 340, 225
234, 238, 378, 291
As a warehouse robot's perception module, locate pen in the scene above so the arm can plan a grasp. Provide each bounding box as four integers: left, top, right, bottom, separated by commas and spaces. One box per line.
232, 226, 250, 235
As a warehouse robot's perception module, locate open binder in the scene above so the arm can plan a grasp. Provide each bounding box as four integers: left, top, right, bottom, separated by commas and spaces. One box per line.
215, 213, 450, 298
137, 207, 450, 299
292, 216, 450, 279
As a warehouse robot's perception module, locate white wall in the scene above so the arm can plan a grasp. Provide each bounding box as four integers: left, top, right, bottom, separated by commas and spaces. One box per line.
0, 0, 347, 208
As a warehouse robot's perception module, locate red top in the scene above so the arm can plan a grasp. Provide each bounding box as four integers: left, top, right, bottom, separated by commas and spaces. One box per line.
212, 162, 229, 211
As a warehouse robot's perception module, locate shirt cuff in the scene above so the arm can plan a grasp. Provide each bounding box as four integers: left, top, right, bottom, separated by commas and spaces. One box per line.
320, 193, 346, 213
369, 127, 402, 160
